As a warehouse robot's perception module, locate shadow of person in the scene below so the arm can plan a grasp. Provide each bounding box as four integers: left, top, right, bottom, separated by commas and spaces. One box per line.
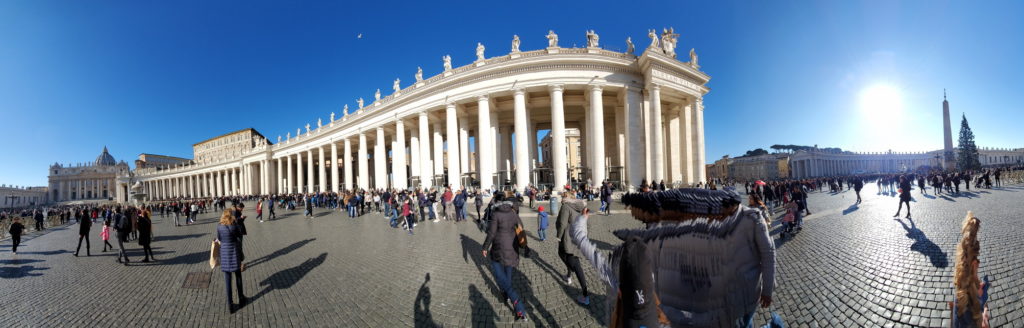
414, 273, 439, 328
896, 218, 948, 268
153, 233, 207, 242
922, 194, 936, 199
245, 238, 315, 269
0, 265, 48, 278
153, 250, 208, 266
250, 252, 328, 303
842, 204, 859, 215
468, 284, 496, 327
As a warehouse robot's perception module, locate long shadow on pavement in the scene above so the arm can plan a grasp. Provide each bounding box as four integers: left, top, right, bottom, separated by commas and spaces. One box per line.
468, 284, 496, 327
154, 233, 207, 242
842, 204, 859, 215
248, 252, 328, 305
245, 238, 315, 270
895, 218, 948, 268
413, 273, 439, 328
0, 265, 48, 278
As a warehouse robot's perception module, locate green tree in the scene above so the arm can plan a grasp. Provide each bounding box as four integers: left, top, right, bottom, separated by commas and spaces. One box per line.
956, 114, 982, 171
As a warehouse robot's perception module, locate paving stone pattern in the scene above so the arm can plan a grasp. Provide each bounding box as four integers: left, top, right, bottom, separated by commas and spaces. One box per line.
0, 183, 1021, 327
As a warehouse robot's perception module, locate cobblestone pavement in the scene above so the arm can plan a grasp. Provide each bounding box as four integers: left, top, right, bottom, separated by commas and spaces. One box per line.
0, 183, 1021, 327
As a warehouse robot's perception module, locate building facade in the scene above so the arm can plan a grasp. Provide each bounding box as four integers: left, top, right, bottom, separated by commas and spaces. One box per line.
0, 185, 48, 208
539, 128, 582, 188
729, 154, 790, 181
135, 154, 192, 169
48, 147, 129, 202
115, 30, 711, 202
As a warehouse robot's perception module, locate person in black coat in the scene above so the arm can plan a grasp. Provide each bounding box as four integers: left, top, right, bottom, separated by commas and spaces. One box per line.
9, 218, 25, 254
138, 210, 154, 262
74, 209, 92, 257
480, 193, 527, 322
33, 210, 44, 231
894, 175, 913, 219
113, 208, 132, 265
217, 209, 246, 313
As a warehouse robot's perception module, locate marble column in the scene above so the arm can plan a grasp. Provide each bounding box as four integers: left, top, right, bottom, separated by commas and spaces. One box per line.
649, 84, 664, 183
394, 119, 408, 190
459, 114, 470, 175
375, 127, 387, 189
513, 89, 530, 189
276, 158, 283, 194
358, 132, 369, 190
668, 106, 682, 184
589, 84, 606, 185
296, 153, 305, 194
307, 149, 315, 193
549, 85, 567, 190
331, 142, 339, 193
625, 87, 644, 191
286, 155, 294, 194
499, 125, 512, 182
446, 103, 462, 190
433, 122, 444, 187
477, 95, 495, 189
344, 138, 353, 191
319, 146, 327, 192
695, 98, 706, 182
410, 126, 420, 185
419, 111, 433, 188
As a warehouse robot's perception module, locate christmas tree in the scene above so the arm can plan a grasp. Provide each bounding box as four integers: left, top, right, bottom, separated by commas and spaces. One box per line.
956, 114, 981, 171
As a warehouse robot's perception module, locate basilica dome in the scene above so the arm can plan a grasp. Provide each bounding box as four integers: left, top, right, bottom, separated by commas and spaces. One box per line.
94, 146, 116, 166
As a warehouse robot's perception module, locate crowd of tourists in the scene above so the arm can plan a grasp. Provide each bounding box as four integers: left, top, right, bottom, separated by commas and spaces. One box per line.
5, 164, 1017, 326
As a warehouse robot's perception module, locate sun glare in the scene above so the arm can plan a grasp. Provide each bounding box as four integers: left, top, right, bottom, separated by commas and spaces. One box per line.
860, 84, 903, 117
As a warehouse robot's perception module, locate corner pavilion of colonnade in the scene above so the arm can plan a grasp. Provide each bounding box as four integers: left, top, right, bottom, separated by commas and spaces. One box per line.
116, 29, 710, 202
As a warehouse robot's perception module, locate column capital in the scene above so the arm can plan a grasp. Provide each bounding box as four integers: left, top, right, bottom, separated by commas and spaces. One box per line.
647, 83, 662, 91
587, 84, 604, 92
476, 94, 489, 102
418, 110, 429, 118
548, 84, 564, 93
512, 88, 526, 96
445, 101, 457, 109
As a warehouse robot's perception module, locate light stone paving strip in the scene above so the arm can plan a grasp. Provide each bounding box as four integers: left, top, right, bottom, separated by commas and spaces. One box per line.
0, 183, 1021, 327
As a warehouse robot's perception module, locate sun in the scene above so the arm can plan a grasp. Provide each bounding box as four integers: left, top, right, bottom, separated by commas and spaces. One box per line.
859, 84, 903, 117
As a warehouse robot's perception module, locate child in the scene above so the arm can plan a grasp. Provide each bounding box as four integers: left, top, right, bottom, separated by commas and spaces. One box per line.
9, 218, 25, 254
256, 200, 264, 223
537, 206, 549, 241
782, 199, 798, 236
101, 218, 114, 252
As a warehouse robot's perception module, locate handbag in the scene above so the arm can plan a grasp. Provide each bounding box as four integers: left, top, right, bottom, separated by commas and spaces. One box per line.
514, 224, 530, 257
209, 240, 220, 269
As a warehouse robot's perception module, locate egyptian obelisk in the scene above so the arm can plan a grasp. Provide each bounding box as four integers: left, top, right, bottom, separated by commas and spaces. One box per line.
942, 89, 955, 170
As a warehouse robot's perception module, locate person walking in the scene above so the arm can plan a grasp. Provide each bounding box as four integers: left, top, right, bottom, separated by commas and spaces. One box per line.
256, 199, 264, 223
853, 178, 864, 204
138, 210, 155, 262
454, 188, 467, 222
403, 197, 415, 235
537, 206, 549, 241
474, 191, 484, 221
33, 209, 44, 231
894, 176, 913, 219
600, 181, 613, 215
481, 193, 528, 322
216, 209, 246, 313
74, 209, 92, 257
555, 192, 592, 305
113, 208, 132, 265
190, 202, 199, 224
101, 219, 114, 252
268, 198, 277, 220
9, 218, 25, 254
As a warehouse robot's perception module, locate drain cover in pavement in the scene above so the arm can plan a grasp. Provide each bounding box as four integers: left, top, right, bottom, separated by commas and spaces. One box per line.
182, 272, 212, 289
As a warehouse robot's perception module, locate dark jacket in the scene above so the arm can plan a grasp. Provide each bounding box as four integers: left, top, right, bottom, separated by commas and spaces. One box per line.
78, 217, 92, 235
217, 224, 244, 272
114, 213, 131, 237
137, 216, 152, 246
233, 209, 248, 235
556, 198, 587, 258
481, 201, 523, 267
9, 222, 24, 236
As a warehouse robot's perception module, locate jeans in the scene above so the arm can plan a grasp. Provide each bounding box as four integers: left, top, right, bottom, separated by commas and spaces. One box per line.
491, 261, 525, 314
224, 271, 245, 305
599, 200, 607, 212
457, 206, 466, 222
428, 204, 436, 220
75, 234, 90, 255
538, 229, 546, 240
174, 212, 180, 225
405, 215, 415, 234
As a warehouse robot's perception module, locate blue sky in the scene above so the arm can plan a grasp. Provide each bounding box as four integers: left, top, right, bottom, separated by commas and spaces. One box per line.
1, 0, 1021, 186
